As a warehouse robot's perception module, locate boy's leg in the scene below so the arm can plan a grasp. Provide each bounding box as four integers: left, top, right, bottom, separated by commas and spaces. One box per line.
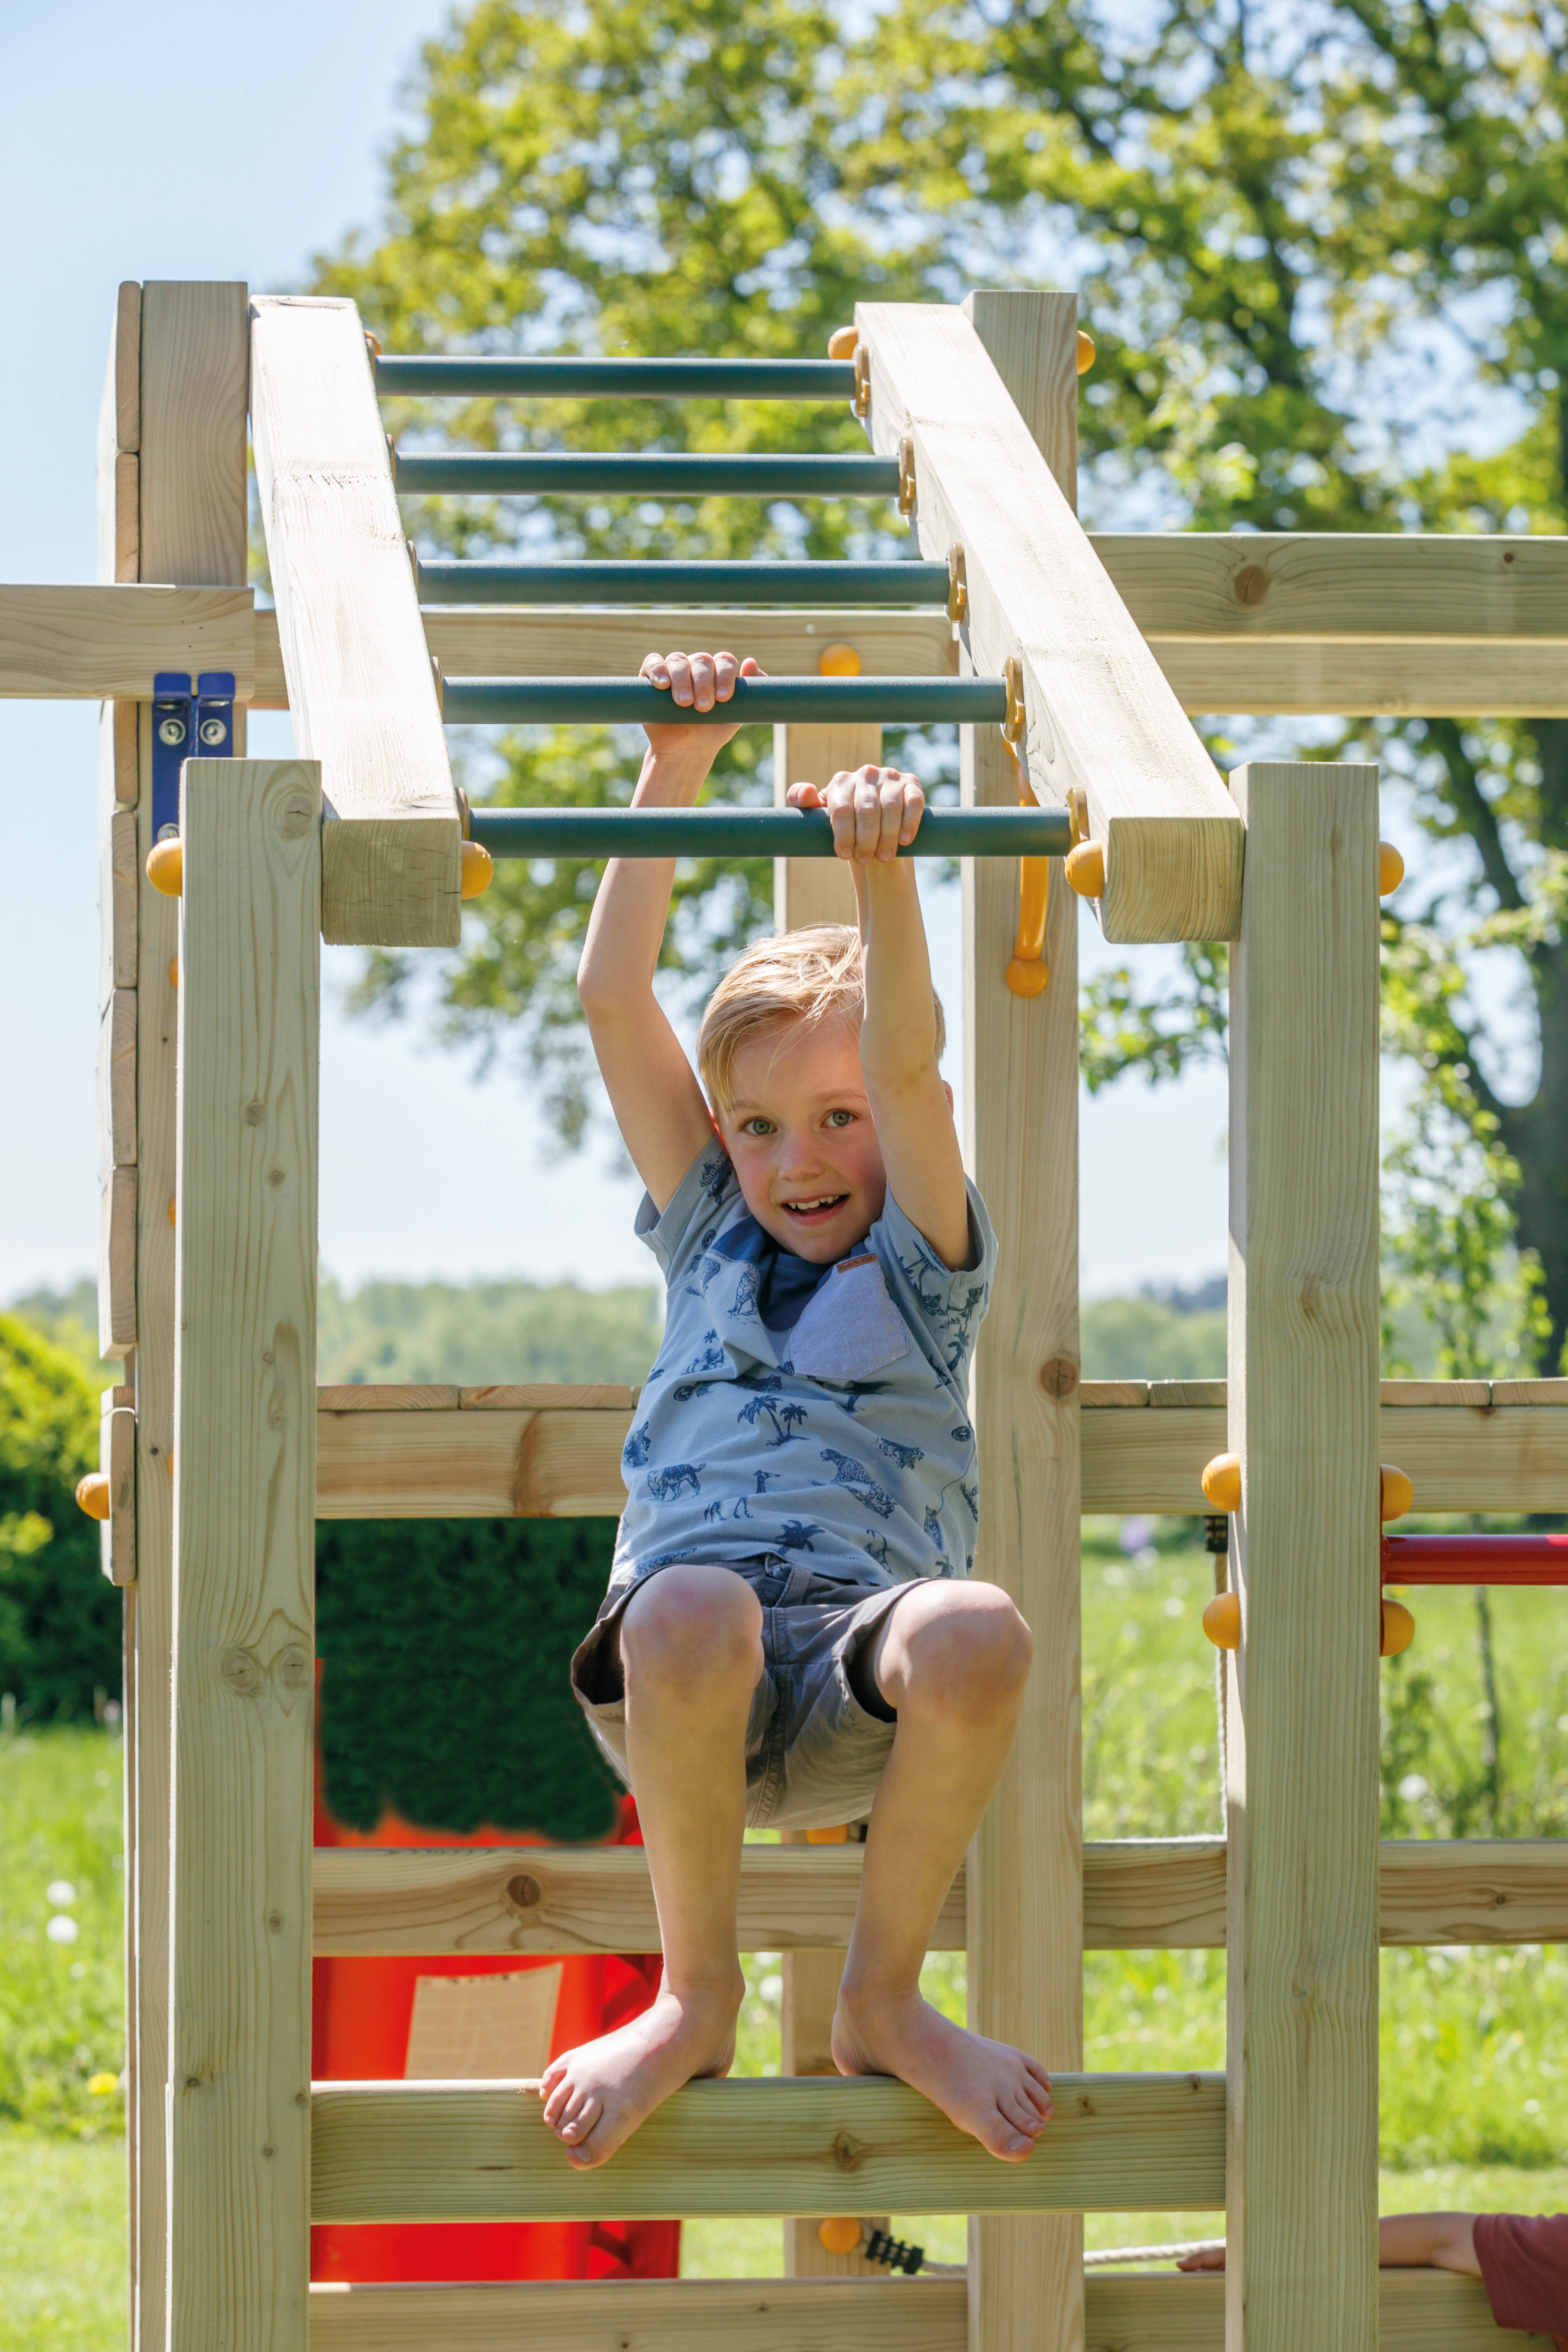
541, 1564, 760, 2168
832, 1580, 1052, 2160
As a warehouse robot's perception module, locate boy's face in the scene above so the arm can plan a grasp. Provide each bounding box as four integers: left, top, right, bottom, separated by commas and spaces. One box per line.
717, 1014, 890, 1263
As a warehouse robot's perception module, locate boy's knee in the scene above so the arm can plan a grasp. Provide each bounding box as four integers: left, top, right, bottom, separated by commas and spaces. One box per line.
620, 1564, 762, 1692
897, 1582, 1033, 1707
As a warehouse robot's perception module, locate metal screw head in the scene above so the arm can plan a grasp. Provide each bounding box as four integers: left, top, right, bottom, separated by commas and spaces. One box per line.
158, 716, 187, 746
198, 716, 228, 747
156, 822, 180, 844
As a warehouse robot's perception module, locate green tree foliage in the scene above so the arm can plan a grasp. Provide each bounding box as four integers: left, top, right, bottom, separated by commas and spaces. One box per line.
313, 0, 1568, 1361
317, 1273, 662, 1386
0, 1318, 119, 1723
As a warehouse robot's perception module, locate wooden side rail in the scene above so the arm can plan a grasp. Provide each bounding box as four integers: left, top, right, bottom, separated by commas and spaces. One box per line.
304, 2271, 1520, 2352
309, 2073, 1225, 2222
250, 295, 462, 950
856, 301, 1244, 944
313, 1380, 1568, 1518
310, 1838, 1567, 1958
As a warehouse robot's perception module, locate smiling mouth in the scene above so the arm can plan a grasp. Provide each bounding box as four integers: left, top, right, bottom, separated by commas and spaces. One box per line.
780, 1192, 850, 1220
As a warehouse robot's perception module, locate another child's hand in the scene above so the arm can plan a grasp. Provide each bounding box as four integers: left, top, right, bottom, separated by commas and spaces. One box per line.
787, 765, 926, 863
640, 650, 764, 762
1176, 2247, 1225, 2272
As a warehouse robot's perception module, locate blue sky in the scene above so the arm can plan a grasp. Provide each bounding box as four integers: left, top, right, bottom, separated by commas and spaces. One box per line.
0, 0, 1229, 1302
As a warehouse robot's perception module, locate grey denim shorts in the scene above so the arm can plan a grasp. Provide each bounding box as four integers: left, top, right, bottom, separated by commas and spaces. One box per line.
569, 1555, 917, 1833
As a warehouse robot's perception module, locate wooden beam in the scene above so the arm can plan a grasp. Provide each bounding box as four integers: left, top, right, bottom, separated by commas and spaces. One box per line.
0, 584, 255, 699
310, 2073, 1225, 2223
97, 282, 140, 586
963, 285, 1084, 2352
1224, 762, 1382, 2352
314, 1401, 630, 1517
854, 302, 1242, 943
773, 721, 873, 932
311, 1836, 1564, 1959
1151, 639, 1568, 720
249, 295, 461, 950
167, 757, 319, 2352
302, 2268, 1523, 2352
125, 285, 252, 2352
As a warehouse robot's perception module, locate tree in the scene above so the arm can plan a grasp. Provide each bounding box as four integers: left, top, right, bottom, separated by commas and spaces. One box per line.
0, 1315, 119, 1720
315, 0, 1568, 1363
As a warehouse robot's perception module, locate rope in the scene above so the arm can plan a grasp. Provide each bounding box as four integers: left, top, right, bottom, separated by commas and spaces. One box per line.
1085, 2239, 1225, 2268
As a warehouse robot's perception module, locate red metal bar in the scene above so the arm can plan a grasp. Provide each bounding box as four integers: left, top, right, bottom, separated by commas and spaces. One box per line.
1381, 1532, 1568, 1586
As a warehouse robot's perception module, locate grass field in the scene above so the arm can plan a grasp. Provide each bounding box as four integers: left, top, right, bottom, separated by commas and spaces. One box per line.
4, 1527, 1565, 2343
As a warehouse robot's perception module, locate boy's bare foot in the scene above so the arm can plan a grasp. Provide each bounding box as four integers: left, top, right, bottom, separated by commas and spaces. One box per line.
536, 1978, 742, 2170
831, 1987, 1052, 2161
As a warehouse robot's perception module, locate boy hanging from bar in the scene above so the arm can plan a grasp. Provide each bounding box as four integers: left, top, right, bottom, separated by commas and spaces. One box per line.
540, 648, 1052, 2169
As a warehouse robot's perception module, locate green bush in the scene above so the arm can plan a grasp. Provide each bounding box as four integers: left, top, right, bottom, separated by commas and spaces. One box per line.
0, 1318, 120, 1724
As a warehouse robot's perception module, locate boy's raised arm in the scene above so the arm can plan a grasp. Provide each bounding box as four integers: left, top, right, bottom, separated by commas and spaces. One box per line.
785, 766, 972, 1270
577, 652, 759, 1214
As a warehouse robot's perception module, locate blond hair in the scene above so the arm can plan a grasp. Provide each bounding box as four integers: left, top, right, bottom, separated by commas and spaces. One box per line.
697, 924, 946, 1111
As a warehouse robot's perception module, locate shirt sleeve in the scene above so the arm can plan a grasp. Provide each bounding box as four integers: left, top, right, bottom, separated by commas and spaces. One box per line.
634, 1142, 739, 1281
1474, 2212, 1568, 2337
870, 1179, 997, 1382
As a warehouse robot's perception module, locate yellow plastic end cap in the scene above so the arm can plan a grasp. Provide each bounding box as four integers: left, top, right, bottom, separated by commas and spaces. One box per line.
1380, 1597, 1416, 1659
461, 840, 495, 901
1065, 840, 1104, 899
1077, 330, 1096, 375
146, 839, 183, 897
819, 2217, 863, 2254
1005, 956, 1051, 997
818, 643, 862, 677
1380, 1463, 1414, 1523
826, 326, 858, 360
1202, 1590, 1241, 1651
1201, 1451, 1241, 1512
167, 1197, 176, 1228
75, 1472, 111, 1522
806, 1824, 851, 1845
168, 957, 179, 989
1379, 841, 1404, 896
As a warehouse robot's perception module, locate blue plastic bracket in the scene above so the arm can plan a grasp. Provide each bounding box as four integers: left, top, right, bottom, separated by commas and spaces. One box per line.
150, 670, 236, 843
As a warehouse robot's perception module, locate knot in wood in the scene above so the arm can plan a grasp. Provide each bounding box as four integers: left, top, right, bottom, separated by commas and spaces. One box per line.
1232, 563, 1271, 607
507, 1873, 543, 1911
831, 2130, 865, 2172
276, 1645, 310, 1691
279, 795, 316, 837
242, 1101, 265, 1126
220, 1649, 261, 1695
1040, 1356, 1079, 1398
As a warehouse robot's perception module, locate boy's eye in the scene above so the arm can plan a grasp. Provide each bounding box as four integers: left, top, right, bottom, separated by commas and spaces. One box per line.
740, 1117, 775, 1136
824, 1109, 855, 1128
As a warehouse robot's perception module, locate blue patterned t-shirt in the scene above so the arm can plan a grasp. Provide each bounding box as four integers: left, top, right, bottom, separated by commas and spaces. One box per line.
610, 1143, 997, 1594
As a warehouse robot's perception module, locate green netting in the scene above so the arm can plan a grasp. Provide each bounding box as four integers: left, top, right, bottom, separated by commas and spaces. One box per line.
314, 1518, 622, 1843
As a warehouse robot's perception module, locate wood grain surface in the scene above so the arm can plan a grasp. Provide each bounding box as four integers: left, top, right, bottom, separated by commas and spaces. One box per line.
0, 583, 254, 698
167, 759, 320, 2352
310, 2073, 1226, 2223
250, 295, 461, 948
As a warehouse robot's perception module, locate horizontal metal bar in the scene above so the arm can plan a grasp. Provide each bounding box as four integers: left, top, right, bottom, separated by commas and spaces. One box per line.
376, 356, 858, 400
1382, 1532, 1568, 1586
442, 674, 1006, 726
467, 805, 1071, 860
393, 450, 899, 497
416, 558, 950, 608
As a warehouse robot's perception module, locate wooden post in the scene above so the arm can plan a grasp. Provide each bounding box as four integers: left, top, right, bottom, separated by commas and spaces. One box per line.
112, 280, 249, 2352
1225, 762, 1381, 2352
167, 756, 320, 2352
962, 289, 1084, 2352
773, 719, 878, 2277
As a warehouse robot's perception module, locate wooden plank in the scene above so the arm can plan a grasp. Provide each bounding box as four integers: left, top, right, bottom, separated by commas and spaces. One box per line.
97, 284, 140, 584
317, 1384, 460, 1413
1082, 2271, 1521, 2352
1097, 531, 1568, 644
0, 584, 256, 699
1082, 1380, 1149, 1408
309, 1837, 1568, 1957
1224, 762, 1382, 2352
308, 2277, 969, 2352
100, 808, 138, 1011
310, 2073, 1226, 2222
772, 721, 873, 931
962, 286, 1084, 2352
249, 295, 461, 949
1363, 1405, 1568, 1513
1081, 1406, 1227, 1514
167, 757, 320, 2352
98, 989, 136, 1171
458, 1382, 642, 1410
99, 1399, 136, 1588
855, 302, 1242, 945
315, 1404, 629, 1517
99, 1166, 136, 1359
1489, 1377, 1568, 1405
127, 287, 252, 2352
781, 1931, 884, 2279
305, 2270, 1520, 2352
106, 281, 142, 453
1380, 1380, 1491, 1407
139, 282, 249, 584
1151, 636, 1568, 719
1148, 1380, 1226, 1409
